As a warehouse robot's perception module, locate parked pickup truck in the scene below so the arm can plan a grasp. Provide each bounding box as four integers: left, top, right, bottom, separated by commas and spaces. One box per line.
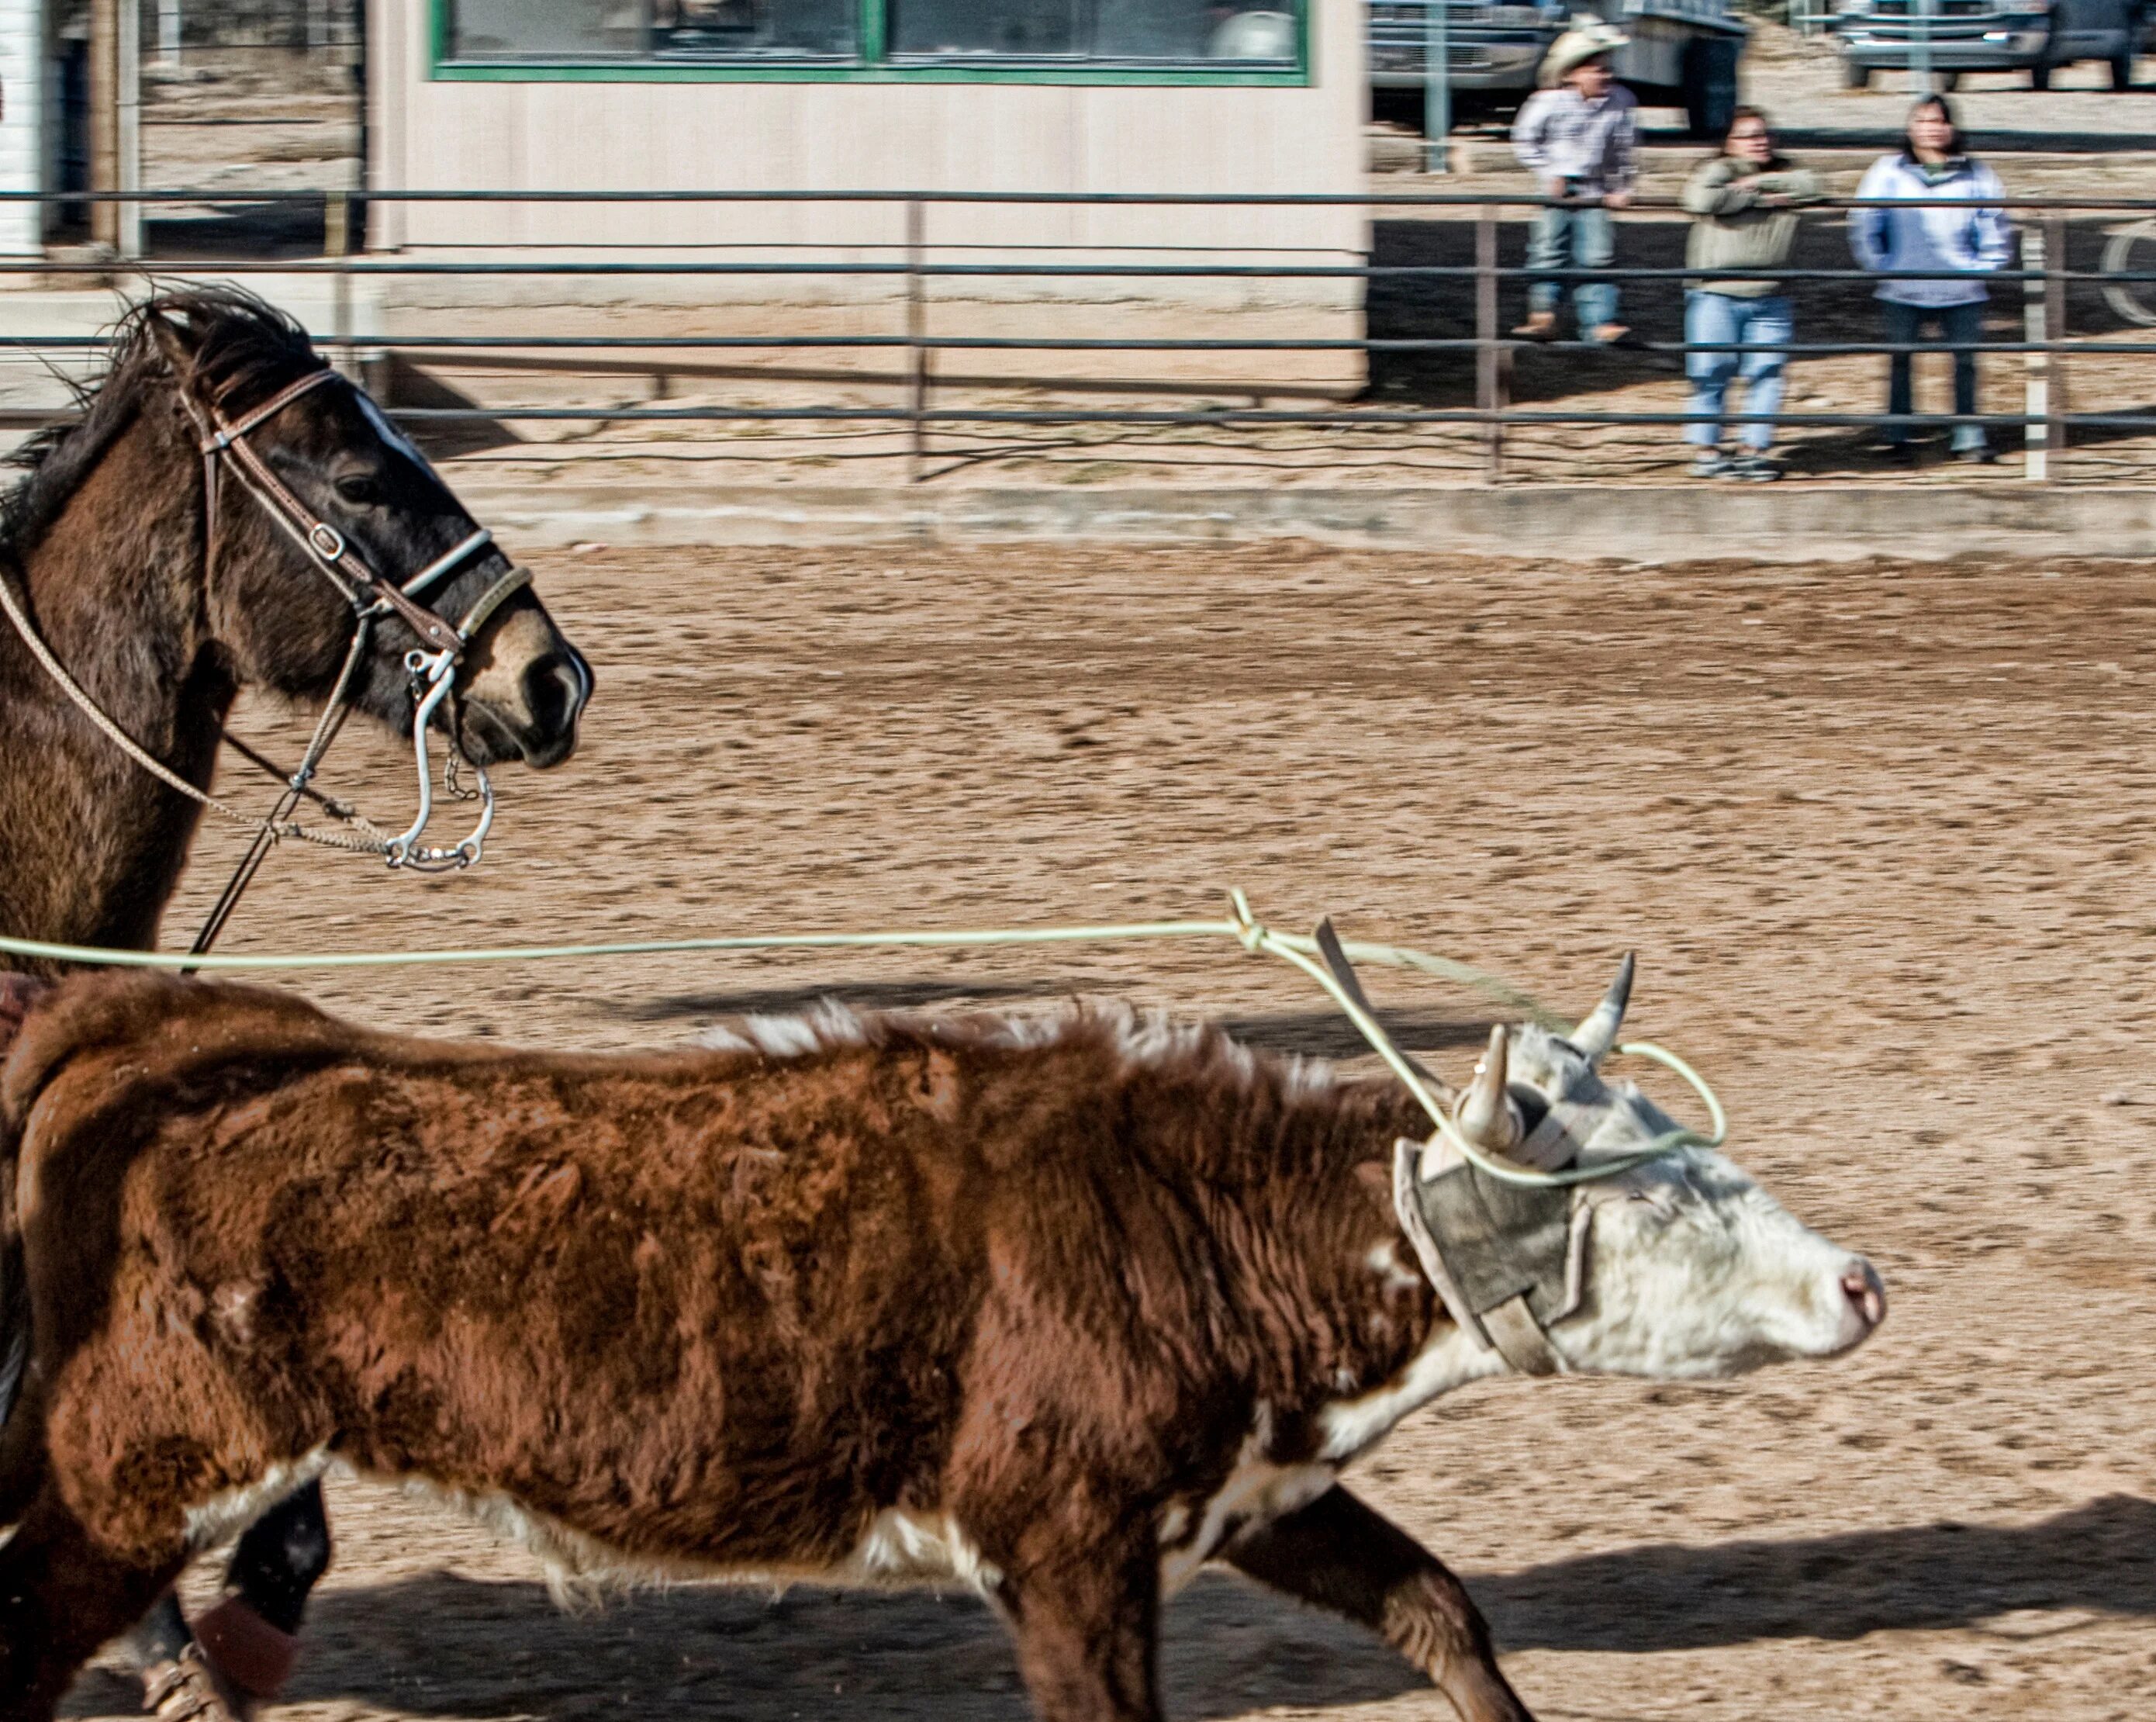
1368, 0, 1749, 135
1831, 0, 2144, 88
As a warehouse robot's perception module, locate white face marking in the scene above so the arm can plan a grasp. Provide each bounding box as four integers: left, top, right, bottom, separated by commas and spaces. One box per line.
1394, 1022, 1883, 1385
1550, 1146, 1881, 1378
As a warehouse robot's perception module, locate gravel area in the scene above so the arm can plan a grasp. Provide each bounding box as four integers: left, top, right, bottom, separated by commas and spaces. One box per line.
49, 541, 2156, 1722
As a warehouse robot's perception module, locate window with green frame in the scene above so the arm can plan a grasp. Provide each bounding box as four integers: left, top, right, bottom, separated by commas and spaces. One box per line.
434, 0, 1309, 81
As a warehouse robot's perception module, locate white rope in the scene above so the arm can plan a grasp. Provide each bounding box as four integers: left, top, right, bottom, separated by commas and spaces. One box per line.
0, 562, 267, 828
0, 562, 392, 857
0, 897, 1723, 1189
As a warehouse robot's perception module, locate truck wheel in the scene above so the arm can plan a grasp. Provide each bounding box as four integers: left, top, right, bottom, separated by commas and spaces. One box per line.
2031, 60, 2053, 88
1844, 59, 1871, 88
1683, 36, 1742, 138
2112, 50, 2136, 86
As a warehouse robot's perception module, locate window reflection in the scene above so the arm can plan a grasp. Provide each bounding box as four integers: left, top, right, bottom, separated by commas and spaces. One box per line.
652, 0, 857, 57
447, 0, 857, 60
444, 0, 1297, 64
888, 1, 1298, 60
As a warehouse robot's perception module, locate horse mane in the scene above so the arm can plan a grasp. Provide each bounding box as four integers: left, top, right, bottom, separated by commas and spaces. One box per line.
2, 285, 321, 560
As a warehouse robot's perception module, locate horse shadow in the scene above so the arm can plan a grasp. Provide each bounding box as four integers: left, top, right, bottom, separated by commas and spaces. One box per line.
61, 1496, 2156, 1722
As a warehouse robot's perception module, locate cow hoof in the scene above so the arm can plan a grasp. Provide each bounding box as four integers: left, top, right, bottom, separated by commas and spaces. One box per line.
141, 1645, 250, 1722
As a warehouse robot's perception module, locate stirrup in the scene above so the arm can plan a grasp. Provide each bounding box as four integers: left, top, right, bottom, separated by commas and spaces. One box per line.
141, 1646, 248, 1722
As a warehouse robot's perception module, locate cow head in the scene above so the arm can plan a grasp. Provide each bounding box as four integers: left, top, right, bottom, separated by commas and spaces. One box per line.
1396, 960, 1885, 1381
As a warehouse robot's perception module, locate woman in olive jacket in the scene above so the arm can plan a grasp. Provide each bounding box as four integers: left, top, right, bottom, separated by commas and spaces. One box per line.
1682, 107, 1825, 480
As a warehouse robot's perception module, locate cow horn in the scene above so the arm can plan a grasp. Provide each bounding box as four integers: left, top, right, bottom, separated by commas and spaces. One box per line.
1567, 952, 1635, 1065
1313, 919, 1455, 1104
1455, 1024, 1522, 1153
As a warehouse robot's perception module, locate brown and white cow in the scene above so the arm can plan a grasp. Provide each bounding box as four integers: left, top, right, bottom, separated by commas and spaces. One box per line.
0, 968, 1882, 1722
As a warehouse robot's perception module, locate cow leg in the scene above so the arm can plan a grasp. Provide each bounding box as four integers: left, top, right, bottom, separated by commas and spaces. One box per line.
994, 1541, 1163, 1722
0, 1484, 186, 1722
1225, 1485, 1534, 1722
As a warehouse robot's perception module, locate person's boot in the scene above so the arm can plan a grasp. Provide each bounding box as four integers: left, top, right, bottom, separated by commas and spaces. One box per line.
1511, 310, 1558, 340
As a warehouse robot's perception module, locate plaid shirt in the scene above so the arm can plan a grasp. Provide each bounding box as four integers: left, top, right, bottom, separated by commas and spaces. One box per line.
1512, 85, 1638, 195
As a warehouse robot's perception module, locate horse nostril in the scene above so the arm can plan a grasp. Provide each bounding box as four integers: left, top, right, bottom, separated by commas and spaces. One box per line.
520, 651, 588, 740
1840, 1265, 1886, 1330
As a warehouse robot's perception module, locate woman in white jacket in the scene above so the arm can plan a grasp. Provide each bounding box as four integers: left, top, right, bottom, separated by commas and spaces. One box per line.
1848, 96, 2013, 464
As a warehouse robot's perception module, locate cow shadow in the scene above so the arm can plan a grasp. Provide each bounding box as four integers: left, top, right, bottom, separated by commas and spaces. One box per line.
1478, 1493, 2156, 1651
607, 977, 1494, 1063
61, 1496, 2156, 1722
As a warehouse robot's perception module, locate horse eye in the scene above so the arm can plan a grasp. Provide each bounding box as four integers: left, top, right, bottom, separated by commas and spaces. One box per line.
333, 472, 385, 507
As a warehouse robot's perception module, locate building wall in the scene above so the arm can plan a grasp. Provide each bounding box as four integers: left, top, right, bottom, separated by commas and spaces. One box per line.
0, 0, 41, 254
366, 0, 1367, 348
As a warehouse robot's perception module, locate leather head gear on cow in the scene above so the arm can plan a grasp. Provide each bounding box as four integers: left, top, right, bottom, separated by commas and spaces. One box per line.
1386, 955, 1887, 1378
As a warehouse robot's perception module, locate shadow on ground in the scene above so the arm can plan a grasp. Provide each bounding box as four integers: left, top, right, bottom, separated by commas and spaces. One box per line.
63, 1497, 2156, 1722
610, 977, 1493, 1062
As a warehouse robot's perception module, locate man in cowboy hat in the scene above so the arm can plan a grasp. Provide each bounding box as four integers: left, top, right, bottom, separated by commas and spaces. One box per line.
1512, 22, 1637, 344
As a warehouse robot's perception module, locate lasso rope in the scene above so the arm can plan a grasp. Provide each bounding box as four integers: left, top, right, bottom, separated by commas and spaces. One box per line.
0, 895, 1722, 1188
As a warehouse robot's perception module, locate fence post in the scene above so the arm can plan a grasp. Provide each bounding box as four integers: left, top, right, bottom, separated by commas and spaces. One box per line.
907, 196, 929, 484
2044, 211, 2066, 478
1476, 204, 1505, 482
2023, 219, 2047, 480
327, 191, 354, 381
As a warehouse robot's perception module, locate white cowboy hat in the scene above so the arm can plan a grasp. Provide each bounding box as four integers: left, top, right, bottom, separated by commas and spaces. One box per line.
1539, 22, 1630, 87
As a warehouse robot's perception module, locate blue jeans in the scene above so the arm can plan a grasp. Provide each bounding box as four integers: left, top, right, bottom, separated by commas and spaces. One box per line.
1884, 299, 1987, 451
1527, 203, 1618, 333
1685, 291, 1792, 452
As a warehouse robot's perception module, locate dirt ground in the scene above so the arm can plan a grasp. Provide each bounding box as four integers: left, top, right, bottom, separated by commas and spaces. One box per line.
50, 542, 2156, 1722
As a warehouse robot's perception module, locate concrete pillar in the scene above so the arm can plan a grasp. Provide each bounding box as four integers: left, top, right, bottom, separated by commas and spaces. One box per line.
0, 0, 43, 254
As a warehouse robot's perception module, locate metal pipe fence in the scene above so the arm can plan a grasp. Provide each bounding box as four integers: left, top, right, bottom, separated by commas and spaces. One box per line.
12, 187, 2156, 483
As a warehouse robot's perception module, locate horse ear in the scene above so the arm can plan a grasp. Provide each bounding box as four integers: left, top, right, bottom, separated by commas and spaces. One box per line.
145, 308, 201, 389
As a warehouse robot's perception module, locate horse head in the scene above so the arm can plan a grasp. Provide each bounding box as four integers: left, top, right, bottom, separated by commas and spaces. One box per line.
141, 288, 591, 772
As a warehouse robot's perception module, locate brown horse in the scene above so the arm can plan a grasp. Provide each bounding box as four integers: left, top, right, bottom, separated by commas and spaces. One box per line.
0, 286, 591, 1713
0, 285, 590, 956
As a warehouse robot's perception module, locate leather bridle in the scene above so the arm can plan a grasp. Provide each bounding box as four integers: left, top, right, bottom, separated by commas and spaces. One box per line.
184, 365, 534, 883
193, 368, 528, 664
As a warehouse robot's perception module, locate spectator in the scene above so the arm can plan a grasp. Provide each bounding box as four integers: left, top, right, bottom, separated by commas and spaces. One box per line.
1512, 24, 1636, 344
1848, 95, 2012, 464
1681, 106, 1825, 481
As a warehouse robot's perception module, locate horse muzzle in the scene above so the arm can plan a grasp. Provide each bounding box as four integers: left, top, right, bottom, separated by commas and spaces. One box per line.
457, 605, 593, 771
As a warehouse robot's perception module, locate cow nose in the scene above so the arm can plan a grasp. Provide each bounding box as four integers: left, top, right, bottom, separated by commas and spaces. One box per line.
1840, 1263, 1887, 1331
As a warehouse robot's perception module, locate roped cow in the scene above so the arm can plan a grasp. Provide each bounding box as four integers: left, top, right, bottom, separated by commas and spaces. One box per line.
0, 963, 1883, 1722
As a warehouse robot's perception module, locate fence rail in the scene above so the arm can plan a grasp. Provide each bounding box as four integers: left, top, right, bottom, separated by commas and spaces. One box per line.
11, 187, 2156, 483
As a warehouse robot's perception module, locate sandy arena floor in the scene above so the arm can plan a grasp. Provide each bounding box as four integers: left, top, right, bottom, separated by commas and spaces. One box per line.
54, 543, 2156, 1722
